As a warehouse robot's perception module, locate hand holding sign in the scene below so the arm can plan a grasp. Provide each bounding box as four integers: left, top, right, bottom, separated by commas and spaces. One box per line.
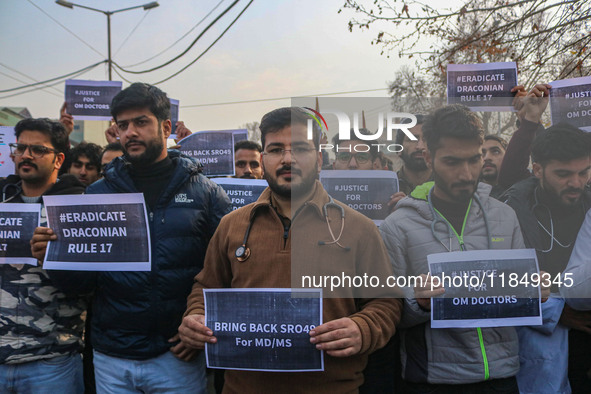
59, 102, 74, 135
522, 83, 552, 123
30, 226, 56, 263
179, 314, 217, 349
168, 333, 201, 362
415, 273, 445, 311
105, 122, 119, 144
309, 317, 361, 357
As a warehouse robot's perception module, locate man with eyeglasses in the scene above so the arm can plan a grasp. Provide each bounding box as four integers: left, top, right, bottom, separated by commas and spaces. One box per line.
233, 140, 263, 179
179, 107, 401, 393
0, 118, 86, 393
503, 92, 591, 393
332, 131, 381, 171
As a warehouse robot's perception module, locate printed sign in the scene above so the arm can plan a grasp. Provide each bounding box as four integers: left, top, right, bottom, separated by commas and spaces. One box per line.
233, 129, 248, 143
428, 249, 542, 328
549, 76, 591, 131
43, 193, 150, 271
0, 126, 16, 178
65, 79, 122, 120
204, 288, 323, 372
178, 130, 245, 177
170, 98, 179, 139
447, 62, 518, 111
212, 178, 267, 210
0, 204, 40, 265
319, 170, 398, 225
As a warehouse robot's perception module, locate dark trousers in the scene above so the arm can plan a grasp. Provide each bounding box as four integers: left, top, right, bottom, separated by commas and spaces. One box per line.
359, 333, 402, 393
569, 329, 591, 394
403, 376, 518, 394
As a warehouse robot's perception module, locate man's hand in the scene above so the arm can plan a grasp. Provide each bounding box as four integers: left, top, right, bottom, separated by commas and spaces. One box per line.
387, 192, 406, 212
174, 121, 192, 144
415, 273, 445, 311
105, 122, 119, 144
59, 102, 74, 135
178, 314, 217, 349
168, 333, 201, 361
560, 304, 591, 334
519, 83, 551, 124
30, 227, 57, 261
309, 317, 362, 357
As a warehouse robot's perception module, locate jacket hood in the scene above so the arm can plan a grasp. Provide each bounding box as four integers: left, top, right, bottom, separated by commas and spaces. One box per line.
1, 173, 85, 202
397, 181, 493, 221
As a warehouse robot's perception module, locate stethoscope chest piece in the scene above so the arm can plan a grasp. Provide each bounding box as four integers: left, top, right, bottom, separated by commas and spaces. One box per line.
235, 244, 251, 262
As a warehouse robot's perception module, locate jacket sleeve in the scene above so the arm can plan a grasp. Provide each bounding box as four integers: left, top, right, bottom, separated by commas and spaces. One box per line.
184, 215, 234, 317
561, 210, 591, 310
380, 217, 431, 329
349, 222, 402, 355
206, 181, 232, 241
497, 119, 542, 190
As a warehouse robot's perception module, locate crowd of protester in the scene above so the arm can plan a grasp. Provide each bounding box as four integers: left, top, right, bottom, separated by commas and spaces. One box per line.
0, 80, 590, 394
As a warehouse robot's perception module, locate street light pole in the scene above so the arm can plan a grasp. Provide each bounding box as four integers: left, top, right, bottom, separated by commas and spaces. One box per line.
55, 1, 159, 81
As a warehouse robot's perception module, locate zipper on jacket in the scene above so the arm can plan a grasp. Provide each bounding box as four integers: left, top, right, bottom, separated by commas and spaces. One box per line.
432, 199, 490, 380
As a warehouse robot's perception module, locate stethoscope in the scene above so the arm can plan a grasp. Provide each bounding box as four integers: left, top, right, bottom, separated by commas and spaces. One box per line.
532, 186, 579, 253
235, 195, 349, 262
427, 187, 492, 252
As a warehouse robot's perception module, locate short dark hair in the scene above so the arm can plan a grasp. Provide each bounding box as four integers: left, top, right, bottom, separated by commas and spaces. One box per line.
110, 83, 170, 122
484, 134, 508, 150
422, 105, 484, 154
69, 142, 102, 170
531, 123, 591, 166
234, 140, 262, 153
14, 118, 69, 154
332, 128, 379, 161
260, 107, 321, 149
396, 114, 426, 145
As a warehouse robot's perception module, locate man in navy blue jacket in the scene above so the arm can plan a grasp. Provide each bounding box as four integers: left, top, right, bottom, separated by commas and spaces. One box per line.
32, 83, 231, 393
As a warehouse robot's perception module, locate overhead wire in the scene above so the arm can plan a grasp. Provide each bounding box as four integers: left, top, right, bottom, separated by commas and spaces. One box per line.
150, 0, 254, 85
181, 88, 390, 108
114, 10, 153, 56
0, 71, 62, 99
115, 0, 240, 74
122, 0, 227, 68
0, 63, 63, 96
25, 0, 105, 59
0, 61, 107, 93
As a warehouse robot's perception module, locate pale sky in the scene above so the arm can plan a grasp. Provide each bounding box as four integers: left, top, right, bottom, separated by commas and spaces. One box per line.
0, 0, 410, 132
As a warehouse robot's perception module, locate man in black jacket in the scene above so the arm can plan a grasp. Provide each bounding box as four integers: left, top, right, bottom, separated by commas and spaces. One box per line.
0, 118, 86, 394
32, 83, 231, 394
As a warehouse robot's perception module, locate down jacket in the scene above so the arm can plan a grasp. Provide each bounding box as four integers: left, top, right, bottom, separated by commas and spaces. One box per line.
48, 151, 231, 359
379, 182, 524, 384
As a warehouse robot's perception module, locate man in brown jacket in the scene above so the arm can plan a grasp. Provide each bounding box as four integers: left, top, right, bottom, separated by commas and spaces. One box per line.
179, 107, 402, 393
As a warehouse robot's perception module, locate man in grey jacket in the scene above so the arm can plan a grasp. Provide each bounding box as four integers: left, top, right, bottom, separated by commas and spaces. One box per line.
380, 105, 525, 393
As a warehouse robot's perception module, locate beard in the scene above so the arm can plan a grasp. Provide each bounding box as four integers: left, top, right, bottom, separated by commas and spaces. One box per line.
124, 129, 164, 166
18, 159, 54, 185
401, 150, 428, 172
264, 164, 318, 199
433, 165, 476, 203
480, 164, 498, 184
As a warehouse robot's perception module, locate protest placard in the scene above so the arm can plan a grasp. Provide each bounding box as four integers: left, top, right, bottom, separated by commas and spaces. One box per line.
0, 204, 40, 265
178, 130, 243, 176
43, 193, 150, 271
319, 170, 398, 225
233, 129, 248, 143
447, 62, 518, 111
428, 249, 542, 328
212, 178, 268, 210
0, 126, 16, 178
549, 76, 591, 132
169, 98, 179, 139
65, 79, 122, 120
205, 288, 323, 372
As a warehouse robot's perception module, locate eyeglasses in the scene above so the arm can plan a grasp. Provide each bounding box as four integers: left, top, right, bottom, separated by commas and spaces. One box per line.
335, 152, 371, 164
9, 143, 59, 158
262, 147, 316, 159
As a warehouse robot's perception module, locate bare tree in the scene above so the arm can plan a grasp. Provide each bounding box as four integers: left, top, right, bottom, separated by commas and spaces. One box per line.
242, 121, 261, 143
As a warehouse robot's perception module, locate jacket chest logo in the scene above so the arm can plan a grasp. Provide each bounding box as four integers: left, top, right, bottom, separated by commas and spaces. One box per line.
174, 193, 194, 203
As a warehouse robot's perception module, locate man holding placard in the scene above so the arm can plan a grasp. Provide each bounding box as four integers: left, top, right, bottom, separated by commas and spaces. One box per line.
380, 105, 526, 392
0, 118, 86, 393
179, 107, 401, 393
32, 83, 231, 393
504, 118, 591, 393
